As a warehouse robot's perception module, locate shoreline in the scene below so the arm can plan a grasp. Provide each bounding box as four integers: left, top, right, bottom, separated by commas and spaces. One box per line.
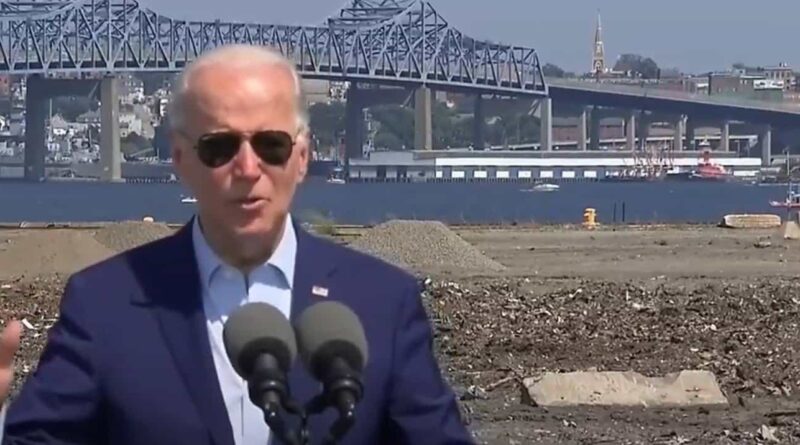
0, 220, 766, 230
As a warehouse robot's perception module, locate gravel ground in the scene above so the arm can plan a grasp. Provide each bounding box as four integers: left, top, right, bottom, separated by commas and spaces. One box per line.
350, 220, 506, 274
422, 277, 800, 444
2, 275, 798, 444
92, 221, 175, 252
1, 224, 799, 444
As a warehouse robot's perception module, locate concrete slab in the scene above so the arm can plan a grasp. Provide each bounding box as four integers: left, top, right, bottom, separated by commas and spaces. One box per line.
522, 370, 728, 408
720, 214, 782, 229
782, 221, 800, 240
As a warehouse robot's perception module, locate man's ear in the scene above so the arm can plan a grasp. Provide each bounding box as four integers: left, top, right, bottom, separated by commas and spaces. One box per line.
295, 132, 310, 183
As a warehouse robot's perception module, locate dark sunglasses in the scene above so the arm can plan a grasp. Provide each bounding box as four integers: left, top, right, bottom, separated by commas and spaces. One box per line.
188, 130, 296, 168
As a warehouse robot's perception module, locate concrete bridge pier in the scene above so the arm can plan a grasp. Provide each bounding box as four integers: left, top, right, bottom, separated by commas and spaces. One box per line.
589, 106, 601, 151
685, 117, 697, 150
539, 97, 552, 151
100, 77, 122, 182
344, 84, 366, 161
637, 113, 650, 151
673, 116, 685, 151
473, 94, 485, 150
625, 111, 636, 151
23, 75, 47, 181
577, 107, 588, 151
414, 86, 432, 150
720, 121, 730, 152
760, 124, 772, 166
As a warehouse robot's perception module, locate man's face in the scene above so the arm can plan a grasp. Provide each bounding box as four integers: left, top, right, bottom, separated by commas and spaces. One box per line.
171, 63, 308, 241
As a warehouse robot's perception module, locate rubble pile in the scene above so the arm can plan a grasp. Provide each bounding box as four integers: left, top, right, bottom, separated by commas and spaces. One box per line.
0, 276, 63, 397
423, 277, 800, 397
93, 221, 175, 252
0, 231, 113, 280
350, 220, 505, 273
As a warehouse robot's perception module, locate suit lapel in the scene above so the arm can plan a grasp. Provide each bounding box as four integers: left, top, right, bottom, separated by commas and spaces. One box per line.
288, 223, 339, 408
132, 222, 234, 445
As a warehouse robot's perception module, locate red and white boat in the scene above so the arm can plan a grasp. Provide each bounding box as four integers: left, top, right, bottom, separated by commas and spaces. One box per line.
690, 149, 731, 181
769, 184, 800, 209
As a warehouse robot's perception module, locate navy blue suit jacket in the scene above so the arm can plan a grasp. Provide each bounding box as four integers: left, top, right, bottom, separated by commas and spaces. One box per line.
3, 221, 473, 444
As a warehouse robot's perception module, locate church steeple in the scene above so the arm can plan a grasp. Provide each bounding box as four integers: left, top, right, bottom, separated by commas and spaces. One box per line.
592, 11, 605, 75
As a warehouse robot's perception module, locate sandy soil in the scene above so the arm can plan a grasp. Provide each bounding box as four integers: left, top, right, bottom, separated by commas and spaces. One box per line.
1, 222, 798, 444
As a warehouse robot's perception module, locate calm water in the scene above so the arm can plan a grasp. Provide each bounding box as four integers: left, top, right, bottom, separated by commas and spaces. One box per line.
0, 179, 791, 225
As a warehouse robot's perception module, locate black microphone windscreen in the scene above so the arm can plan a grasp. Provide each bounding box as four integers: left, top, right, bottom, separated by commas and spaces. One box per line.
223, 302, 297, 379
294, 301, 368, 380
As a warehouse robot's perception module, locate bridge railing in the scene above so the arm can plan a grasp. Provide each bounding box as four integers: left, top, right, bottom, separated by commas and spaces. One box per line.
548, 77, 800, 114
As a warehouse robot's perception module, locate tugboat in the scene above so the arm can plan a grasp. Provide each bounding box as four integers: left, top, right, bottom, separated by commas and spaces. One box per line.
689, 143, 731, 181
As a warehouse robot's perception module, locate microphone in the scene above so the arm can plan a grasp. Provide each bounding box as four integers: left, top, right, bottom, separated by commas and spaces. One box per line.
294, 301, 368, 443
223, 302, 301, 445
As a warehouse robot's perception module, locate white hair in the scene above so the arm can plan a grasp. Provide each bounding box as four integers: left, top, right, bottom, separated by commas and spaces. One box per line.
167, 44, 309, 134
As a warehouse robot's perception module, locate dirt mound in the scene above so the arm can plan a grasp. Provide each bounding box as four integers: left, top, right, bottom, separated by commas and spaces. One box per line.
0, 231, 113, 280
350, 220, 505, 273
93, 221, 175, 252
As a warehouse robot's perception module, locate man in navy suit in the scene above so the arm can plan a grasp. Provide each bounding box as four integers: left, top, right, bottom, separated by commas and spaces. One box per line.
0, 44, 473, 444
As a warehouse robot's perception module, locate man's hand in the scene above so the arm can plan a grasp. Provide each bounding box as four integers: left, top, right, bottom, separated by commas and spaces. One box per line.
0, 320, 22, 404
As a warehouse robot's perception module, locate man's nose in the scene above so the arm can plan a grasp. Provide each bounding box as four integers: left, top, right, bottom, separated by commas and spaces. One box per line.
231, 140, 262, 179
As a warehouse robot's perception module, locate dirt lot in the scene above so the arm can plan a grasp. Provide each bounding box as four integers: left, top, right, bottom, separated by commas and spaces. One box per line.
1, 222, 799, 444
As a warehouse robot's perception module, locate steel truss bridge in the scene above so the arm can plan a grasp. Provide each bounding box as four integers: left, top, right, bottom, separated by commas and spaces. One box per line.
0, 0, 548, 96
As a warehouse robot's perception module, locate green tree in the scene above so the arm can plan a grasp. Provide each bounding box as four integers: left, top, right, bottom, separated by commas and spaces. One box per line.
542, 63, 566, 78
308, 102, 346, 149
371, 105, 414, 149
614, 54, 660, 79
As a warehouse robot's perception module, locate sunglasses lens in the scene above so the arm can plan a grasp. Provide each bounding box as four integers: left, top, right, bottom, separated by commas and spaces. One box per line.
196, 133, 240, 168
251, 131, 294, 165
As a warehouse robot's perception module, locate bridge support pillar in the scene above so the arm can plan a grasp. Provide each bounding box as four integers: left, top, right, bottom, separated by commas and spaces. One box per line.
720, 121, 730, 152
24, 75, 47, 181
539, 97, 552, 151
760, 124, 772, 167
637, 113, 649, 151
685, 117, 697, 151
673, 116, 685, 151
625, 111, 636, 151
577, 107, 587, 151
414, 86, 432, 150
589, 106, 600, 151
473, 94, 485, 150
100, 77, 122, 182
345, 84, 365, 162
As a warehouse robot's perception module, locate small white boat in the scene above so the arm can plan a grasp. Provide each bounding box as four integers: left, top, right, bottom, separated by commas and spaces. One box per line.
180, 195, 197, 203
531, 183, 560, 192
326, 177, 346, 185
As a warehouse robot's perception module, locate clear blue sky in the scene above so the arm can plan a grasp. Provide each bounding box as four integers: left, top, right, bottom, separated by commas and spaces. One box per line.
143, 0, 798, 75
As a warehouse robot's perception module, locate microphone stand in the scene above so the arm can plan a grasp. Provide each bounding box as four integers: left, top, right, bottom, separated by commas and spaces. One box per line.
301, 357, 363, 445
250, 380, 303, 445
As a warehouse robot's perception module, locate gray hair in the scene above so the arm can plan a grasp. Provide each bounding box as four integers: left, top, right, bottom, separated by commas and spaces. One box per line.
167, 44, 309, 134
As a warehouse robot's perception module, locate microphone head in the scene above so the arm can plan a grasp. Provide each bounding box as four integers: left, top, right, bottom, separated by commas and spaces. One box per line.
294, 301, 368, 381
222, 302, 297, 379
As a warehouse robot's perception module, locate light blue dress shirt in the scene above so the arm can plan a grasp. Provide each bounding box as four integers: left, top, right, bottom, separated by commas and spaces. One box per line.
192, 215, 297, 445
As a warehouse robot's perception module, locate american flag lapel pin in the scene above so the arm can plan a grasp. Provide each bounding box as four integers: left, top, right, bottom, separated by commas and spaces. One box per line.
312, 285, 329, 298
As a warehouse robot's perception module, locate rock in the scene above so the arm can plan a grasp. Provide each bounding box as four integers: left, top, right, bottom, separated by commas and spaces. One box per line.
720, 214, 782, 229
521, 370, 728, 407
